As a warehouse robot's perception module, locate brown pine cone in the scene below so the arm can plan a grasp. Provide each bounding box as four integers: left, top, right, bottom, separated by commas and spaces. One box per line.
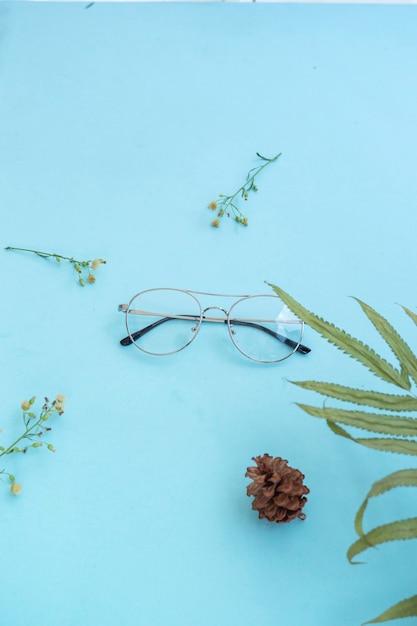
245, 453, 309, 523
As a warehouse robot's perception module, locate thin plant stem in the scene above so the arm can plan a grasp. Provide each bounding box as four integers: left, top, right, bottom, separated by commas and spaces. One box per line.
208, 152, 282, 228
5, 247, 84, 262
5, 246, 106, 285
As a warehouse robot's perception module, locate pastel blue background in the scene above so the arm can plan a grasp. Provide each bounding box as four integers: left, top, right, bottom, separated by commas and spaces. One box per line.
1, 2, 417, 624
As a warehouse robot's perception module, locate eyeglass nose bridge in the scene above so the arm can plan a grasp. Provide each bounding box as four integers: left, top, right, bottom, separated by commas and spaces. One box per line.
201, 305, 229, 321
198, 305, 229, 329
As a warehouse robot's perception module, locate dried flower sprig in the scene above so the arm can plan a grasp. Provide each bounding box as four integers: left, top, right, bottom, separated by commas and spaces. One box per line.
208, 152, 281, 228
4, 247, 106, 286
0, 395, 66, 495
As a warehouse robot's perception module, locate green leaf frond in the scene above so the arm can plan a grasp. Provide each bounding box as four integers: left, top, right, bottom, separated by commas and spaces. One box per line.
354, 469, 417, 538
355, 437, 417, 456
291, 381, 417, 412
363, 594, 417, 624
270, 286, 417, 624
353, 436, 417, 455
268, 284, 408, 390
347, 517, 417, 564
353, 298, 417, 388
402, 305, 417, 327
324, 421, 417, 455
296, 404, 417, 437
326, 420, 354, 440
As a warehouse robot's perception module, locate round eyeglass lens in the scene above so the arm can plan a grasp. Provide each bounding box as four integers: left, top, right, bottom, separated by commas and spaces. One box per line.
227, 295, 304, 363
126, 288, 202, 355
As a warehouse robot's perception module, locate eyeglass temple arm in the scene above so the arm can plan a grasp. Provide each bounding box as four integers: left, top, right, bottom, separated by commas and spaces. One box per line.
119, 314, 311, 354
120, 316, 176, 346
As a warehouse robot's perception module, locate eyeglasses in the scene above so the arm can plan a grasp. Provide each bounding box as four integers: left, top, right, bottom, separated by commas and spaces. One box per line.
118, 288, 311, 363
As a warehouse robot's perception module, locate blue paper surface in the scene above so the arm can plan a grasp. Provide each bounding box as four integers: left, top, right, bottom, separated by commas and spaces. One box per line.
1, 2, 417, 625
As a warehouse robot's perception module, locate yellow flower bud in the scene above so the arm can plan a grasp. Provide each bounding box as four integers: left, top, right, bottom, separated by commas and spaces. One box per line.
211, 218, 221, 228
208, 201, 218, 211
21, 400, 30, 411
55, 394, 66, 403
87, 274, 96, 284
91, 258, 106, 269
10, 483, 22, 495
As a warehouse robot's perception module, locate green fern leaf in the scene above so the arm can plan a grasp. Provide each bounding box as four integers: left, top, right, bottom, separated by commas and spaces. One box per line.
324, 421, 417, 455
363, 594, 417, 624
268, 284, 408, 390
291, 381, 417, 412
402, 305, 417, 327
348, 517, 417, 563
355, 437, 417, 455
326, 420, 354, 440
355, 469, 417, 538
353, 298, 417, 388
296, 403, 417, 437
